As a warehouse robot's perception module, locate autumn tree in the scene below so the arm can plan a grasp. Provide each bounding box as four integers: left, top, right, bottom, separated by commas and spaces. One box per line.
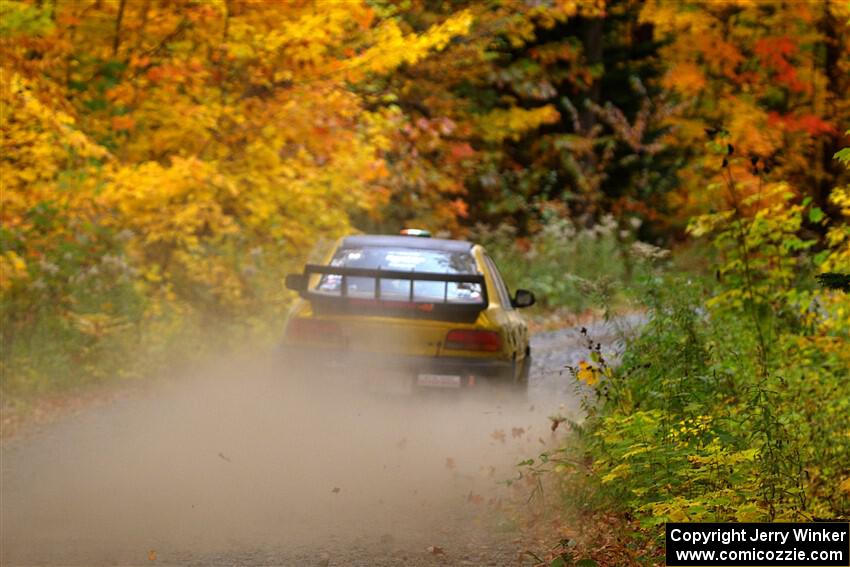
641, 0, 850, 226
0, 0, 473, 389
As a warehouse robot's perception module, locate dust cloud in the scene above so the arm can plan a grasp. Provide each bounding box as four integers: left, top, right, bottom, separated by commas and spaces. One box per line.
1, 347, 580, 565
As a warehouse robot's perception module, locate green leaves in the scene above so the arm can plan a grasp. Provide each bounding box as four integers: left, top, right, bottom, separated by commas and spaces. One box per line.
0, 1, 54, 38
579, 159, 850, 534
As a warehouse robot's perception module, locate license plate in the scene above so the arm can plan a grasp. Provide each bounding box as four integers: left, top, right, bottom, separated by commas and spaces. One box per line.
417, 373, 462, 388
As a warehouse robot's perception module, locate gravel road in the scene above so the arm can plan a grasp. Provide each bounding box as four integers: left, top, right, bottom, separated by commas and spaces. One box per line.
1, 316, 642, 567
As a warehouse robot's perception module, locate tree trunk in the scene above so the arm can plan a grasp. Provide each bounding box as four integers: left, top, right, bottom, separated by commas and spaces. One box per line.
112, 0, 127, 56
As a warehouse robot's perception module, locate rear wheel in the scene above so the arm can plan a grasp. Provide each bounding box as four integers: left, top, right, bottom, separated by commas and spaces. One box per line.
517, 349, 531, 387
497, 349, 530, 396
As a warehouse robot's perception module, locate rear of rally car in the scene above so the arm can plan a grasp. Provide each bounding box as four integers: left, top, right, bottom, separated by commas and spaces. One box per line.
281, 234, 530, 392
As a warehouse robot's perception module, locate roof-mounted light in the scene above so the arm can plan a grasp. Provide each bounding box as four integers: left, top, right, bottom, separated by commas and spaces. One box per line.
399, 228, 431, 238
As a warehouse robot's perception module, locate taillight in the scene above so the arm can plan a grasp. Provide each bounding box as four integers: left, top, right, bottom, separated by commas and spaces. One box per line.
444, 329, 502, 352
287, 318, 342, 342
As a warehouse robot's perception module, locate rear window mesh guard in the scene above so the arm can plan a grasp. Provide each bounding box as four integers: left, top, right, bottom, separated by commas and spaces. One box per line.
293, 264, 488, 320
303, 264, 486, 301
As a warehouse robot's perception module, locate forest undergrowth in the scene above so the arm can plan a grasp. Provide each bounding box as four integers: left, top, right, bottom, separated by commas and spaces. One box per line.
518, 144, 850, 566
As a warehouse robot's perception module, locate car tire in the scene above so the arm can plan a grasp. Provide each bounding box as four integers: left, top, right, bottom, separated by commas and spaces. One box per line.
513, 348, 531, 392
517, 349, 532, 388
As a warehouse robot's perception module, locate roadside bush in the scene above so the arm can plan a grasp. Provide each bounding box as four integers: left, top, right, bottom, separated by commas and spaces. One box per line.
566, 170, 850, 531
0, 194, 299, 406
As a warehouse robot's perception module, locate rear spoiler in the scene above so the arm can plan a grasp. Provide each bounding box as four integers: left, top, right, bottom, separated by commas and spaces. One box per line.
285, 264, 488, 321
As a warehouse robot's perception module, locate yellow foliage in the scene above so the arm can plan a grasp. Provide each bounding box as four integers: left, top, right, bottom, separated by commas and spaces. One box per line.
346, 11, 473, 78
823, 185, 850, 273
476, 105, 561, 142
1, 0, 482, 327
600, 462, 630, 484
0, 251, 28, 291
102, 157, 238, 251
0, 72, 106, 229
576, 360, 600, 385
724, 97, 779, 157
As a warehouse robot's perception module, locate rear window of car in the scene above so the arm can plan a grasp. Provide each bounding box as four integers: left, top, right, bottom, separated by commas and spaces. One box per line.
315, 246, 483, 303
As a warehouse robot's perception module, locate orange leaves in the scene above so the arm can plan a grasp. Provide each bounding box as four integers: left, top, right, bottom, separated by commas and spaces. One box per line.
449, 142, 476, 161
358, 159, 390, 183
693, 33, 743, 82
638, 0, 844, 228
754, 37, 807, 93
768, 112, 836, 137
111, 115, 135, 131
145, 64, 188, 85
352, 6, 375, 30
529, 42, 577, 66
724, 97, 778, 158
56, 12, 81, 27
129, 55, 151, 69
448, 199, 469, 219
662, 62, 705, 96
754, 36, 797, 60
105, 83, 136, 106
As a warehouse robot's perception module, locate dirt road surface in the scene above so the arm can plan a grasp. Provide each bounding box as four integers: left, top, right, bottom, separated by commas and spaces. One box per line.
1, 317, 641, 566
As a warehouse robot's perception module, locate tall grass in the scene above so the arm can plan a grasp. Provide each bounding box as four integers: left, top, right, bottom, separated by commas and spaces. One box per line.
470, 216, 639, 313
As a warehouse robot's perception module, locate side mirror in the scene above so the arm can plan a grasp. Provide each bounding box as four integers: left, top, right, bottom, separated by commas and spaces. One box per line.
285, 273, 306, 293
512, 289, 535, 308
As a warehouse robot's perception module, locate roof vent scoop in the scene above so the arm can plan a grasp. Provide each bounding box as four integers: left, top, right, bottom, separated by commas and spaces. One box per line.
399, 228, 431, 238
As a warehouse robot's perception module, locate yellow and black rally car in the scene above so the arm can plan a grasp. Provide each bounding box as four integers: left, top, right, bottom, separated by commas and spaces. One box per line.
282, 230, 535, 391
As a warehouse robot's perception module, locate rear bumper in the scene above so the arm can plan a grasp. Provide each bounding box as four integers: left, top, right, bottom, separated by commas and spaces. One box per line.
279, 345, 514, 383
